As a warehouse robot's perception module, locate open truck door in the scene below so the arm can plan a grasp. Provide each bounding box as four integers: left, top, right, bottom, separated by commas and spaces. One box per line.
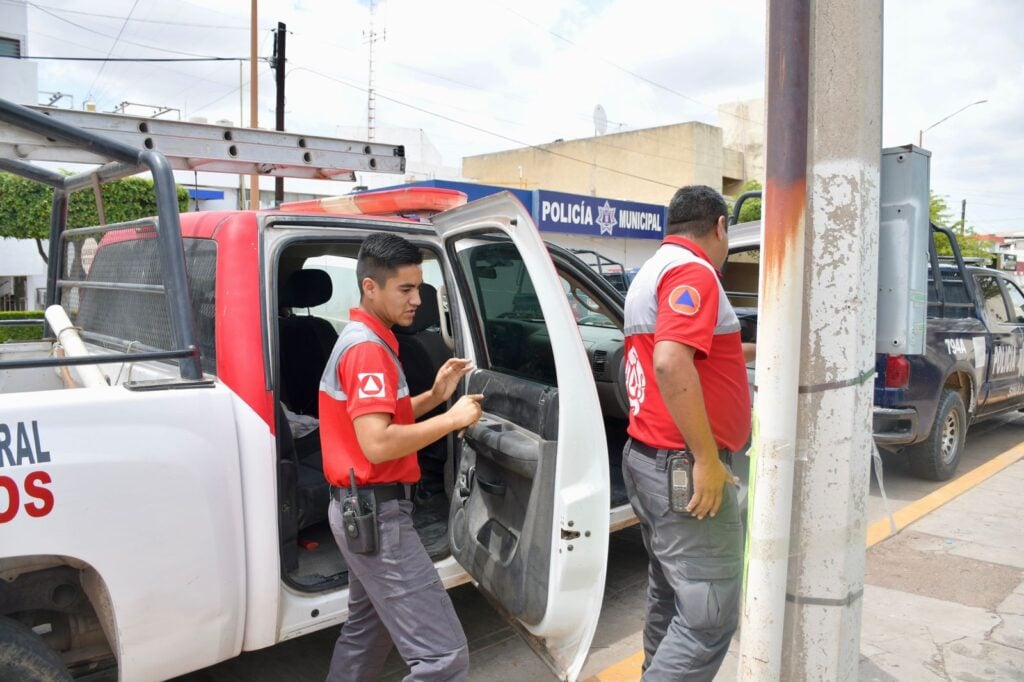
432, 193, 610, 681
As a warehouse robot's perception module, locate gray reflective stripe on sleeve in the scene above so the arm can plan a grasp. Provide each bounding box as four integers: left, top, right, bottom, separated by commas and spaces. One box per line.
318, 321, 409, 396
624, 323, 656, 336
714, 321, 742, 335
319, 381, 348, 401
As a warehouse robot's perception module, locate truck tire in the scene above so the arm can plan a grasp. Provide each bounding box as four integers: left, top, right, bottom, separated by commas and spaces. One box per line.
908, 389, 966, 481
0, 616, 71, 682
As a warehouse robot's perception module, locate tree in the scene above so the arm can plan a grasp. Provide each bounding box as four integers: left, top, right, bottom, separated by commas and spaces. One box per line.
0, 172, 189, 262
930, 192, 993, 260
728, 179, 762, 223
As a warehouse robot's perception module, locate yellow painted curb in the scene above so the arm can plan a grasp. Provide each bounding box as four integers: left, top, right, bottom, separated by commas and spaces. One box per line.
589, 442, 1024, 680
866, 442, 1024, 548
586, 651, 644, 681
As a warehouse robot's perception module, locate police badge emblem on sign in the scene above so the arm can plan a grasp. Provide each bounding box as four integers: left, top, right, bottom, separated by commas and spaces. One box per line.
357, 373, 386, 399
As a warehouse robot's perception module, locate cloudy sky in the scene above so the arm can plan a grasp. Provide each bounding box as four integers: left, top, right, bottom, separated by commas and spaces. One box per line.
11, 0, 1024, 232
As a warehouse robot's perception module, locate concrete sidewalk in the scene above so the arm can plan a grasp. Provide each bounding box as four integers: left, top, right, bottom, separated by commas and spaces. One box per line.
856, 458, 1024, 681
704, 460, 1024, 681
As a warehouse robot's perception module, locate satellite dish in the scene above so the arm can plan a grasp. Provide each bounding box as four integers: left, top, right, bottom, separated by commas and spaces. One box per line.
593, 104, 607, 136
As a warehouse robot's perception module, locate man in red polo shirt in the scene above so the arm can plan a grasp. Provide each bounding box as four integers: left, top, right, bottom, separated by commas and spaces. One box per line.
622, 185, 755, 681
320, 233, 483, 681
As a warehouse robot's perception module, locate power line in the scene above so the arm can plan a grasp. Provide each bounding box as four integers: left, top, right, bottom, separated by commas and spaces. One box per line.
189, 65, 273, 118
0, 0, 262, 30
86, 0, 140, 100
27, 2, 231, 59
293, 65, 681, 191
489, 0, 764, 129
4, 55, 246, 62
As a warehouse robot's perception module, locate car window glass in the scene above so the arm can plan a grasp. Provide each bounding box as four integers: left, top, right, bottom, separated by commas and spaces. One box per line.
723, 247, 759, 309
1004, 280, 1024, 324
558, 272, 617, 329
305, 252, 444, 333
975, 275, 1011, 325
456, 240, 556, 386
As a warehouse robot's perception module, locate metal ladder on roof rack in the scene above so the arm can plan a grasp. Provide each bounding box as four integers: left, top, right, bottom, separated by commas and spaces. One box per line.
0, 105, 405, 181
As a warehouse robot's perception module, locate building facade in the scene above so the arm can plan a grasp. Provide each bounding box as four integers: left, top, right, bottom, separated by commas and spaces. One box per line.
462, 101, 765, 206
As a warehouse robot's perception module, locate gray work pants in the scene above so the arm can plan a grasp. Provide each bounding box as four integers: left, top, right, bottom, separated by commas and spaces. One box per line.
326, 498, 469, 682
622, 441, 743, 681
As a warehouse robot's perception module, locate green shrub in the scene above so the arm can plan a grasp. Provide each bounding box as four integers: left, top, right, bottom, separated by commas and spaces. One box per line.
0, 310, 45, 343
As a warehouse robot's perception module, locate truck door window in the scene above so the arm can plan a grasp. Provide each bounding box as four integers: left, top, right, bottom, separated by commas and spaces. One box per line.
1004, 280, 1024, 324
723, 248, 760, 308
457, 241, 556, 386
305, 253, 444, 333
975, 275, 1011, 325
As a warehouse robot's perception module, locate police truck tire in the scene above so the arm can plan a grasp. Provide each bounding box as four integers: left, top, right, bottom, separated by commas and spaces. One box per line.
0, 616, 71, 682
907, 389, 966, 481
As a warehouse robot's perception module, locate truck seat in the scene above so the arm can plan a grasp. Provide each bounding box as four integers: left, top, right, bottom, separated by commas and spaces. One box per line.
395, 283, 453, 496
278, 269, 337, 530
278, 269, 338, 417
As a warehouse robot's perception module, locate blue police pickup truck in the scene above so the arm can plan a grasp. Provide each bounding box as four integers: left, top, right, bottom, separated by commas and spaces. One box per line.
873, 224, 1024, 480
721, 220, 1024, 481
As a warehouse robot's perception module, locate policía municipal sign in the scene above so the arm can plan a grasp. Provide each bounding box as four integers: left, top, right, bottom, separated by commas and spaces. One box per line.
534, 189, 664, 240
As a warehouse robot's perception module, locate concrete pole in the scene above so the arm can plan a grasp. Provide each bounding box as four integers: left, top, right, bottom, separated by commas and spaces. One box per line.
738, 0, 809, 677
249, 0, 260, 210
740, 0, 881, 678
781, 0, 882, 679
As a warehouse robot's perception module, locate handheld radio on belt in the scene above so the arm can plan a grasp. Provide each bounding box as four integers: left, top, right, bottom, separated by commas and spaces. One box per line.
667, 453, 695, 514
342, 467, 378, 554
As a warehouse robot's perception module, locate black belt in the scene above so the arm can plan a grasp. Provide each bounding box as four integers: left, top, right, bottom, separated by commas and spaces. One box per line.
330, 482, 415, 506
628, 439, 732, 466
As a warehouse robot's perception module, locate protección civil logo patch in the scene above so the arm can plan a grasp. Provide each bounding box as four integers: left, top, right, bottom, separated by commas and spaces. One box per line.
357, 373, 386, 399
668, 285, 701, 316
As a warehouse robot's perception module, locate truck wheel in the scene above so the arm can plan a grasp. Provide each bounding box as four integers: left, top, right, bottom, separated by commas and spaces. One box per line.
908, 389, 966, 481
0, 616, 71, 682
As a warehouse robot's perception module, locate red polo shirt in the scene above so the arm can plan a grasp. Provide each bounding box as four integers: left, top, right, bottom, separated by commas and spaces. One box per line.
623, 236, 750, 453
318, 308, 420, 487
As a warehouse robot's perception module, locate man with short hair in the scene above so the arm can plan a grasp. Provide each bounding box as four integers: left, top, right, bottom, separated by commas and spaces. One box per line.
622, 185, 754, 680
320, 232, 482, 681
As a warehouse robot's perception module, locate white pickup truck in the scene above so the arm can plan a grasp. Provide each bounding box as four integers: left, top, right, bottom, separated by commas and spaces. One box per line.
0, 98, 652, 681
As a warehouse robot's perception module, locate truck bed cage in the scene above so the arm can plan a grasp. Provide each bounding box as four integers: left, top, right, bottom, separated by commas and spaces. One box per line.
0, 97, 405, 381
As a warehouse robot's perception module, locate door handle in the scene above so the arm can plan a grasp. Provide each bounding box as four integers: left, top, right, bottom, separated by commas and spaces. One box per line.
476, 476, 506, 496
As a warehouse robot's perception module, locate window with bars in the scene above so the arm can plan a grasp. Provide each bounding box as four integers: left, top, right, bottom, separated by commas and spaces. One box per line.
0, 37, 22, 59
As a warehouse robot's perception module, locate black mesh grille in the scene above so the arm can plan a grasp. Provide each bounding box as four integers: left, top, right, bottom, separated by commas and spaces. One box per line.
65, 227, 218, 375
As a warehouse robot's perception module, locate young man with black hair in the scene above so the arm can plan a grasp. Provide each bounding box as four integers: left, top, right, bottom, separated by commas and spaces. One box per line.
621, 185, 755, 680
319, 232, 482, 681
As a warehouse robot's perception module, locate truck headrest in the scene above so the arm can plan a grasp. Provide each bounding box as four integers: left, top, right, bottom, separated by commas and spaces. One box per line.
395, 282, 440, 335
281, 269, 332, 309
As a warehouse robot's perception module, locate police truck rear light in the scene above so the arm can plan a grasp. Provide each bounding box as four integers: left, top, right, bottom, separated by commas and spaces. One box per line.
885, 354, 910, 389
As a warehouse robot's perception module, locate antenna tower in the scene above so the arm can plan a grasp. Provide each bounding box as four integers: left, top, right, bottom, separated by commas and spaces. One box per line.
364, 0, 385, 141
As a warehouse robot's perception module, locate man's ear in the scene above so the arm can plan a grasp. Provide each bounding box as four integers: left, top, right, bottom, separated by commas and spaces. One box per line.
717, 215, 728, 240
361, 276, 377, 299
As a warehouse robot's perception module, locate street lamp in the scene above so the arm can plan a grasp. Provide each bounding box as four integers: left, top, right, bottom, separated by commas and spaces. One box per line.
918, 99, 988, 147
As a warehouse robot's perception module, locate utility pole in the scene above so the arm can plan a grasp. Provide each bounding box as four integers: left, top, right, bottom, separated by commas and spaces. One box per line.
249, 0, 259, 210
961, 198, 967, 236
364, 0, 384, 141
273, 21, 287, 205
740, 0, 882, 680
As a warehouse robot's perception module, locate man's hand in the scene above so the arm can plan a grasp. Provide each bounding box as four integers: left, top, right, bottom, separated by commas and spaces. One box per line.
446, 394, 484, 432
686, 456, 737, 520
431, 358, 475, 402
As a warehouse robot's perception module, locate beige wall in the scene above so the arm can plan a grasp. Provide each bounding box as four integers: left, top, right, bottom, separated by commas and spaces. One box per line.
463, 121, 746, 206
719, 97, 765, 187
